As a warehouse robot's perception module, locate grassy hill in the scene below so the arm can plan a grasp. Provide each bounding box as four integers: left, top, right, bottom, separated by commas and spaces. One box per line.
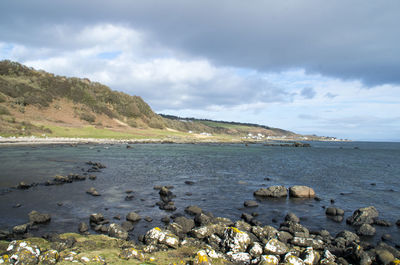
0, 60, 303, 142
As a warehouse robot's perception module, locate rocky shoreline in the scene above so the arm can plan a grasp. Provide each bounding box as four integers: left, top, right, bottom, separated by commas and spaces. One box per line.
1, 181, 400, 264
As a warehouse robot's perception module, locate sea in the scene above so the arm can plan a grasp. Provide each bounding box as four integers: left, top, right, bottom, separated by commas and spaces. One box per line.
0, 141, 399, 244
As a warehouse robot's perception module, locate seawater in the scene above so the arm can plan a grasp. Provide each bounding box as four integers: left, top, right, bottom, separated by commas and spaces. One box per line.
0, 141, 399, 243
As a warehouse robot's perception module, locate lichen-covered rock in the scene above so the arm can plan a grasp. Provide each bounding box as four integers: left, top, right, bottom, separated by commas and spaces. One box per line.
61, 251, 79, 262
222, 227, 251, 253
252, 226, 278, 243
7, 240, 41, 264
108, 223, 128, 240
126, 212, 141, 222
284, 252, 305, 265
39, 249, 59, 264
159, 233, 180, 249
174, 216, 195, 233
254, 185, 287, 198
144, 227, 180, 249
194, 250, 211, 265
291, 237, 324, 249
264, 238, 289, 255
226, 251, 251, 264
259, 255, 279, 265
249, 242, 263, 257
119, 247, 144, 260
235, 220, 252, 232
319, 250, 337, 265
335, 230, 360, 246
346, 206, 379, 226
289, 186, 316, 198
191, 224, 223, 239
28, 211, 51, 224
302, 247, 320, 265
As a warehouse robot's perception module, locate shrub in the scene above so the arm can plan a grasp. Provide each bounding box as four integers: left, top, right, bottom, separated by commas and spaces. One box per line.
0, 105, 10, 115
80, 112, 96, 123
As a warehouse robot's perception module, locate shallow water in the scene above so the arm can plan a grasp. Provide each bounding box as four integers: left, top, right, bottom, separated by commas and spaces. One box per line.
0, 141, 399, 244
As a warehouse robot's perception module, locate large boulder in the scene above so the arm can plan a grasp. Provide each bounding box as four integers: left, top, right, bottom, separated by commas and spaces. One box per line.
28, 211, 51, 224
254, 186, 287, 198
346, 206, 379, 226
222, 227, 251, 253
144, 227, 180, 249
289, 185, 316, 198
264, 238, 289, 255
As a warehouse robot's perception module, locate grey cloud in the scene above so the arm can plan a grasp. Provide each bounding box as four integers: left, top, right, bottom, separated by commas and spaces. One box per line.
1, 0, 400, 86
300, 87, 316, 99
325, 93, 338, 99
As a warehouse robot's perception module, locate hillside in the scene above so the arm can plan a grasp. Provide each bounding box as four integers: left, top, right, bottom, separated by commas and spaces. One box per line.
0, 60, 308, 142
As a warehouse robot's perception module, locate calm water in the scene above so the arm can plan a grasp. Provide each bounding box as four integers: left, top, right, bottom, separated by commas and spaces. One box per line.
0, 141, 399, 244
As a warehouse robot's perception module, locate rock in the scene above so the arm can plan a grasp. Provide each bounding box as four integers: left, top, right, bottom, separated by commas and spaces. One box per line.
119, 247, 144, 260
356, 224, 376, 236
244, 200, 259, 207
226, 251, 251, 264
144, 216, 153, 222
280, 221, 310, 237
194, 250, 211, 265
194, 213, 212, 227
17, 181, 31, 189
126, 212, 141, 222
53, 175, 71, 183
264, 238, 289, 255
382, 233, 392, 242
252, 225, 278, 243
249, 242, 263, 257
327, 215, 344, 223
161, 216, 170, 224
28, 210, 51, 224
13, 203, 22, 208
325, 207, 345, 216
174, 216, 195, 233
86, 187, 100, 196
121, 221, 134, 231
285, 212, 300, 223
376, 249, 395, 265
346, 206, 379, 226
78, 222, 88, 233
335, 230, 360, 246
39, 249, 59, 264
241, 212, 253, 223
259, 255, 280, 265
108, 223, 128, 240
88, 174, 97, 180
221, 227, 251, 253
289, 185, 316, 198
278, 231, 293, 243
396, 219, 400, 226
291, 237, 324, 249
191, 224, 220, 239
235, 220, 252, 232
303, 247, 320, 265
185, 205, 203, 216
13, 224, 29, 234
319, 250, 336, 264
254, 185, 287, 198
89, 213, 104, 224
159, 201, 177, 211
125, 194, 134, 201
284, 252, 305, 265
185, 180, 195, 185
6, 241, 41, 264
374, 219, 392, 227
144, 227, 179, 249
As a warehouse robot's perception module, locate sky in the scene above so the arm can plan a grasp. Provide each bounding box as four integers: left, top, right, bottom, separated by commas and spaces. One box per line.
0, 1, 399, 141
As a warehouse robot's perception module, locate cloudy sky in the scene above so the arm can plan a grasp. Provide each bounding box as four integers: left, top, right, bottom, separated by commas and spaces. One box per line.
1, 1, 399, 141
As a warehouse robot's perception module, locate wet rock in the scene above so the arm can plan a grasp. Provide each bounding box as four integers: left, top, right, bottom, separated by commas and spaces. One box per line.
259, 255, 280, 265
108, 223, 128, 240
244, 200, 259, 207
89, 213, 104, 224
0, 229, 11, 240
12, 223, 29, 234
327, 215, 344, 223
174, 216, 195, 233
376, 249, 395, 264
125, 194, 134, 201
280, 221, 310, 237
28, 210, 51, 224
335, 230, 360, 246
222, 227, 251, 253
185, 180, 195, 185
289, 185, 316, 198
126, 212, 141, 222
374, 219, 392, 227
88, 174, 97, 180
86, 187, 100, 196
382, 233, 392, 242
356, 224, 376, 236
17, 181, 31, 189
194, 213, 212, 227
264, 238, 289, 255
159, 201, 177, 211
285, 212, 300, 223
161, 216, 170, 224
144, 216, 153, 222
53, 175, 71, 183
396, 219, 400, 226
241, 212, 253, 223
13, 203, 22, 208
346, 206, 379, 226
325, 207, 345, 216
185, 205, 203, 216
254, 185, 287, 198
121, 221, 134, 231
78, 222, 89, 233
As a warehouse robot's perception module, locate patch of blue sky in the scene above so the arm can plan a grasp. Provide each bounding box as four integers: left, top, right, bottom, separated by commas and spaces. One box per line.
97, 50, 121, 60
0, 43, 14, 59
